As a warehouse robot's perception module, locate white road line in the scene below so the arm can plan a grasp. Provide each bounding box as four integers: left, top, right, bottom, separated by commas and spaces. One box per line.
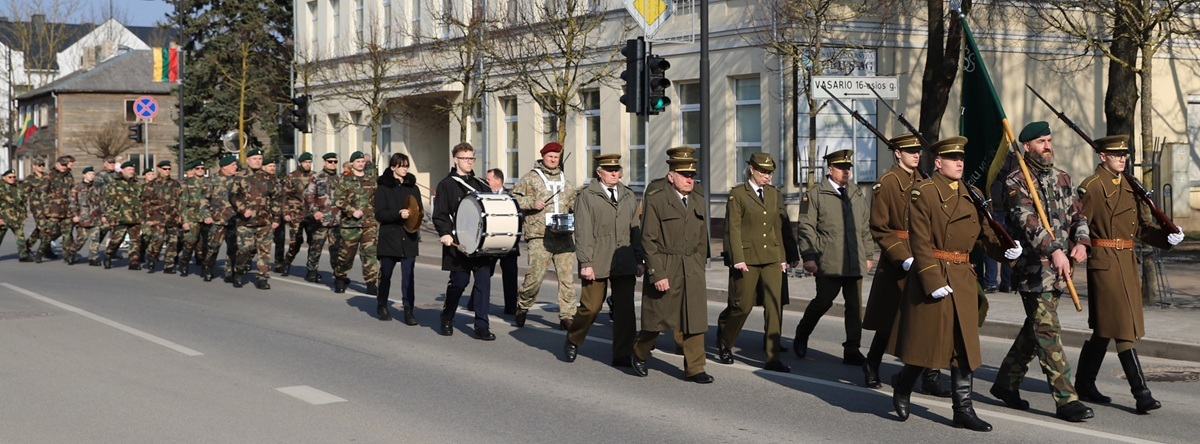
275, 385, 347, 405
2, 282, 204, 357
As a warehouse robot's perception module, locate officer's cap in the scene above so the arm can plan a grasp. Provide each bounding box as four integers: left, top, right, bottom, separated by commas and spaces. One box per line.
81, 166, 95, 174
246, 149, 263, 158
322, 152, 338, 161
263, 157, 278, 166
219, 155, 238, 167
667, 158, 698, 175
746, 152, 776, 173
185, 160, 203, 170
349, 151, 364, 162
888, 133, 922, 151
156, 160, 172, 168
120, 161, 137, 170
666, 145, 697, 160
824, 149, 854, 167
1093, 135, 1130, 154
595, 153, 621, 169
930, 136, 968, 158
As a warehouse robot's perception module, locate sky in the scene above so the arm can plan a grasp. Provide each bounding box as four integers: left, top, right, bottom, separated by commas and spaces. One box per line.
0, 0, 175, 27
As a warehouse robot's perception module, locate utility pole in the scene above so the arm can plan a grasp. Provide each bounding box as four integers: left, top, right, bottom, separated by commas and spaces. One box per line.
700, 0, 711, 251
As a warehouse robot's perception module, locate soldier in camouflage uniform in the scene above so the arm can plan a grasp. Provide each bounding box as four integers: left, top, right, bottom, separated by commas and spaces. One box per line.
991, 122, 1095, 423
332, 151, 379, 294
266, 158, 287, 272
279, 152, 316, 276
66, 166, 104, 265
35, 155, 76, 263
23, 158, 48, 260
304, 152, 341, 283
155, 161, 183, 274
0, 170, 30, 261
93, 158, 119, 255
103, 161, 143, 269
141, 162, 181, 273
512, 142, 578, 330
138, 168, 162, 270
202, 155, 240, 282
230, 150, 281, 289
177, 161, 209, 277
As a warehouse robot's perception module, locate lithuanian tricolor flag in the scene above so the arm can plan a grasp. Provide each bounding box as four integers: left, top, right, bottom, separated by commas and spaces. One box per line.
15, 116, 37, 147
152, 47, 180, 83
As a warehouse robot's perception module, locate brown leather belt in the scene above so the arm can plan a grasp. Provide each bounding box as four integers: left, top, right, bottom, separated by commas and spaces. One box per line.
1093, 238, 1134, 249
894, 230, 909, 239
932, 249, 970, 263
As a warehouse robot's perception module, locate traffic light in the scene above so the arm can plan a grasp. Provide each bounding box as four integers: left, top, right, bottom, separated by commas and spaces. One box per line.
291, 94, 311, 133
619, 38, 645, 115
128, 123, 144, 143
645, 54, 671, 115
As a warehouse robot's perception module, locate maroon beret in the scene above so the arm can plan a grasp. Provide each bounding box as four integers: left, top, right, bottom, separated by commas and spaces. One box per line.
540, 142, 563, 156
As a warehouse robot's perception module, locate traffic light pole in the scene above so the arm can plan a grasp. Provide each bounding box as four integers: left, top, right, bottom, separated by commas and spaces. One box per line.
700, 0, 712, 256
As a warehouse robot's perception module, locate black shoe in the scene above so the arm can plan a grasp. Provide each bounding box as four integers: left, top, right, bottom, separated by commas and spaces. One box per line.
950, 367, 993, 432
19, 256, 34, 263
365, 282, 378, 296
202, 268, 214, 282
514, 309, 528, 327
128, 262, 140, 271
146, 261, 158, 273
892, 365, 923, 421
472, 327, 495, 341
103, 257, 113, 268
843, 349, 866, 366
231, 273, 244, 288
44, 250, 59, 260
278, 263, 291, 277
716, 347, 735, 365
1119, 349, 1161, 413
563, 341, 578, 362
333, 278, 347, 294
88, 258, 101, 267
1055, 401, 1094, 422
224, 273, 234, 283
919, 369, 953, 398
439, 319, 454, 336
163, 267, 176, 275
272, 263, 284, 273
998, 285, 1010, 293
984, 286, 998, 294
763, 360, 791, 373
632, 357, 648, 377
255, 279, 270, 290
33, 253, 43, 263
793, 336, 808, 359
179, 267, 190, 277
612, 356, 632, 368
377, 306, 392, 321
559, 318, 573, 331
687, 372, 714, 384
989, 384, 1030, 411
863, 363, 882, 388
403, 308, 417, 325
1076, 339, 1113, 403
305, 270, 320, 282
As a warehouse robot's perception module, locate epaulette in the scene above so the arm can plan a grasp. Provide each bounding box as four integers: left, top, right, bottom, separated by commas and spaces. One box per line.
646, 188, 662, 197
1080, 174, 1099, 189
872, 183, 883, 192
1077, 186, 1087, 195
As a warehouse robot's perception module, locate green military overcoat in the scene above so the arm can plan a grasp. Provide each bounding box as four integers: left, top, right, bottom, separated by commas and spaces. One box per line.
574, 180, 643, 279
797, 179, 874, 276
640, 185, 708, 334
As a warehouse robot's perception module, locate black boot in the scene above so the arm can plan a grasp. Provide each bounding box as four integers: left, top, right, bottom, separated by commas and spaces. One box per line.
255, 278, 270, 290
44, 250, 59, 260
202, 267, 214, 282
103, 256, 113, 269
862, 362, 882, 389
920, 369, 953, 398
891, 364, 923, 421
146, 260, 158, 273
278, 262, 291, 277
1118, 349, 1161, 413
231, 273, 244, 288
1076, 339, 1112, 403
950, 367, 992, 432
376, 305, 391, 321
33, 252, 43, 263
333, 277, 347, 294
403, 307, 417, 325
305, 270, 320, 282
128, 261, 140, 271
89, 258, 101, 267
179, 265, 190, 277
365, 282, 378, 296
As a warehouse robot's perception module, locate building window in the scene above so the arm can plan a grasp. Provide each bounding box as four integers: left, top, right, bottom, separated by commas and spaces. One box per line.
380, 113, 392, 158
506, 1, 518, 25
308, 1, 318, 51
541, 97, 559, 144
441, 0, 453, 38
678, 82, 700, 147
797, 91, 880, 184
629, 114, 645, 185
328, 113, 341, 154
411, 0, 422, 40
354, 0, 363, 45
583, 90, 601, 173
503, 97, 519, 182
734, 77, 762, 183
383, 0, 392, 46
331, 0, 340, 40
469, 101, 484, 154
349, 111, 363, 152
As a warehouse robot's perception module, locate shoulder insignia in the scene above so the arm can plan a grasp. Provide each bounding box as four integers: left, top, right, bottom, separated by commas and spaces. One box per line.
728, 194, 734, 201
646, 189, 661, 197
910, 188, 921, 202
1077, 186, 1087, 195
872, 183, 882, 191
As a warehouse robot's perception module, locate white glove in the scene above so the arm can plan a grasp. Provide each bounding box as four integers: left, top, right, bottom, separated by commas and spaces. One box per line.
931, 286, 953, 299
1004, 241, 1023, 260
902, 257, 913, 271
1168, 227, 1184, 246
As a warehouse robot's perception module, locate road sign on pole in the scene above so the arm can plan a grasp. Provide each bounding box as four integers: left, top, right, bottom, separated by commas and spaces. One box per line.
624, 0, 674, 36
811, 76, 899, 100
134, 96, 159, 120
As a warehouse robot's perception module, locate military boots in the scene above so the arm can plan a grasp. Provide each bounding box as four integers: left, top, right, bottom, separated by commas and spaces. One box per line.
231, 273, 245, 288
1119, 349, 1161, 413
891, 364, 923, 421
1075, 339, 1112, 403
949, 367, 992, 432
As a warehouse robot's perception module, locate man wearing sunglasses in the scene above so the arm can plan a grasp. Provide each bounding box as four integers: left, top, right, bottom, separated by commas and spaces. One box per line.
304, 152, 343, 283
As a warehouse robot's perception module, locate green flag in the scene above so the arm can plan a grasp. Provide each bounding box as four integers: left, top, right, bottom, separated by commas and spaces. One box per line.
958, 14, 1014, 194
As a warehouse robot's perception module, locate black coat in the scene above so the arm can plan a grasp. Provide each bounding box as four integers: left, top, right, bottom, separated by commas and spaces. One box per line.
432, 169, 493, 272
374, 171, 421, 258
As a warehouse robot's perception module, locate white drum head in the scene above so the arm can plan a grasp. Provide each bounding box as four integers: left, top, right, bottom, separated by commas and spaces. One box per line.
455, 195, 485, 255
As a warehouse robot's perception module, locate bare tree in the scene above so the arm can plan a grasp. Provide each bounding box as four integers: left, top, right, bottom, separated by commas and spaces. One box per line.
78, 116, 138, 160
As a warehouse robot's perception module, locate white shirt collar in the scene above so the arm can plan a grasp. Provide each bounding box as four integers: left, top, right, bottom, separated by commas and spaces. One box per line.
828, 177, 845, 194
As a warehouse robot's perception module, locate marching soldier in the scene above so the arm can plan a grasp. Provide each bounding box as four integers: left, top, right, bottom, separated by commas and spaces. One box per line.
279, 152, 316, 275
563, 153, 644, 367
65, 166, 104, 266
142, 161, 181, 273
138, 167, 163, 271
512, 142, 578, 330
332, 151, 379, 294
36, 155, 75, 263
230, 150, 281, 289
177, 161, 208, 277
861, 134, 951, 396
794, 149, 874, 364
102, 161, 143, 269
631, 156, 712, 383
304, 152, 342, 283
1075, 135, 1183, 414
93, 157, 119, 254
642, 146, 695, 354
716, 152, 791, 373
201, 155, 240, 282
22, 158, 48, 260
991, 121, 1095, 423
890, 136, 1021, 432
0, 169, 29, 262
156, 161, 183, 274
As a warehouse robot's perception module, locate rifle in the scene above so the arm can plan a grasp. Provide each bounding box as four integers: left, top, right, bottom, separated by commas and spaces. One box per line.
866, 84, 1016, 250
1026, 84, 1179, 233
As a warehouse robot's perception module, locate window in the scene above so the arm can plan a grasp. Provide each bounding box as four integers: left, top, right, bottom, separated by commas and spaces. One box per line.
503, 98, 519, 182
383, 0, 392, 46
308, 1, 318, 51
582, 90, 601, 173
678, 82, 700, 147
380, 114, 392, 158
411, 0, 422, 39
328, 113, 341, 153
441, 0, 453, 38
349, 111, 363, 152
469, 101, 484, 154
629, 114, 646, 185
331, 0, 341, 40
541, 97, 559, 144
354, 0, 363, 45
506, 1, 518, 25
734, 77, 761, 183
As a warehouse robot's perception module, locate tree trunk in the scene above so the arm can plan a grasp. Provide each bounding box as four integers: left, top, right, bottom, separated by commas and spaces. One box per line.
917, 0, 968, 172
1140, 51, 1160, 307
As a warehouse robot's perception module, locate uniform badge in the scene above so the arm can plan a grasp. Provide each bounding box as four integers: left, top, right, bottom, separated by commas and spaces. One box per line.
910, 189, 921, 202
1112, 178, 1121, 185
948, 181, 959, 190
872, 183, 882, 194
1077, 186, 1087, 195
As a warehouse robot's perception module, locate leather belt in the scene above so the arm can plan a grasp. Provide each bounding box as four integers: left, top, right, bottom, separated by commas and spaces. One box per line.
1093, 238, 1134, 249
932, 249, 970, 263
894, 230, 909, 239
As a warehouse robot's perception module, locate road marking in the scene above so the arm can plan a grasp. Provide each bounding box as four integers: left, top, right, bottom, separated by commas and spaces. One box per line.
2, 282, 203, 357
275, 385, 347, 405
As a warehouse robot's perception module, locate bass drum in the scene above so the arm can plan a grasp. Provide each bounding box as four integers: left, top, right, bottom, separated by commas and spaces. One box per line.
455, 193, 521, 256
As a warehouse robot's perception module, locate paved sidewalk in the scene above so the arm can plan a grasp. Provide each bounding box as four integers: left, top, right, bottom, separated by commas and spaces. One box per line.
411, 229, 1200, 362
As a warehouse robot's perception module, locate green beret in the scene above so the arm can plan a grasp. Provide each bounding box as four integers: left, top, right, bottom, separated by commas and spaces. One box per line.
120, 161, 137, 170
297, 152, 313, 162
156, 160, 172, 168
246, 149, 263, 158
3, 169, 15, 177
81, 166, 95, 174
322, 152, 338, 161
143, 167, 155, 175
263, 157, 278, 166
219, 155, 238, 167
349, 151, 364, 162
1018, 121, 1051, 143
185, 160, 203, 170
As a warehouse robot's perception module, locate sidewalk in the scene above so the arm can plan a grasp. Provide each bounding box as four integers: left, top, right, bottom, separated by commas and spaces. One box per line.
411, 230, 1200, 362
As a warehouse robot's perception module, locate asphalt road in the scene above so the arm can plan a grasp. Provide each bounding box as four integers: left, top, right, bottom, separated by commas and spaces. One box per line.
3, 245, 1200, 442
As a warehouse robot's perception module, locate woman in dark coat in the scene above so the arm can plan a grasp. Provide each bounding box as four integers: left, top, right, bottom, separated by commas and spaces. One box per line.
374, 153, 422, 325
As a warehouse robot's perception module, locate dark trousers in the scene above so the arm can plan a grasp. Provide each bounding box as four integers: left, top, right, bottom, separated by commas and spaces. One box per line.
379, 255, 416, 309
496, 254, 519, 312
568, 276, 636, 360
795, 276, 863, 351
443, 264, 495, 329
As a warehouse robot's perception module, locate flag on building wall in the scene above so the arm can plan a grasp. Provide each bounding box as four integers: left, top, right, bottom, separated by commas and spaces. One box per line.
152, 47, 179, 82
958, 14, 1014, 195
15, 116, 37, 147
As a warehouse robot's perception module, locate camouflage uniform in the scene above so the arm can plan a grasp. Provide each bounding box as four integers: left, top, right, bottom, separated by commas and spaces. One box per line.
103, 175, 143, 264
66, 179, 104, 261
333, 172, 378, 284
0, 179, 29, 260
37, 167, 75, 258
512, 161, 578, 320
202, 172, 239, 278
93, 168, 119, 251
177, 175, 209, 270
282, 168, 316, 267
231, 167, 282, 281
23, 172, 47, 257
995, 159, 1091, 408
304, 167, 342, 274
141, 177, 181, 269
158, 176, 182, 271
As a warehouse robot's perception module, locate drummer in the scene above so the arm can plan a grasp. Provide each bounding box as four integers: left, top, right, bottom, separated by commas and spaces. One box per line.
433, 142, 498, 340
512, 142, 579, 330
